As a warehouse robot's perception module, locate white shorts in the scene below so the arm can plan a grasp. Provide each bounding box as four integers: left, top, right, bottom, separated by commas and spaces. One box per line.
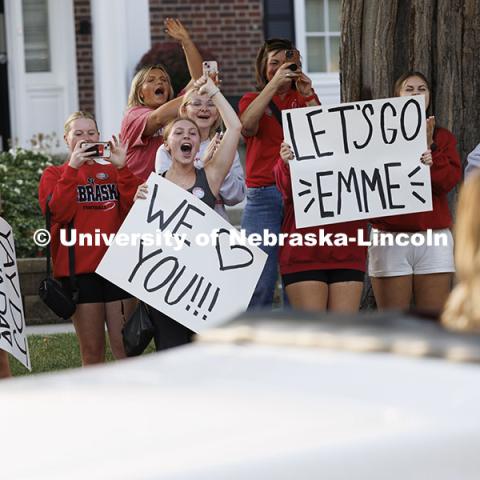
368, 228, 455, 277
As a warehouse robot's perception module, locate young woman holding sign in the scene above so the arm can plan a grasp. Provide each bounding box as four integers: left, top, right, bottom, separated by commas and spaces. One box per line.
275, 143, 368, 312
135, 75, 242, 350
239, 38, 320, 310
369, 72, 461, 314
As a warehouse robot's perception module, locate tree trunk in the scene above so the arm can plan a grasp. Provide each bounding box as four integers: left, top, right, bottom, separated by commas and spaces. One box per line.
340, 0, 480, 164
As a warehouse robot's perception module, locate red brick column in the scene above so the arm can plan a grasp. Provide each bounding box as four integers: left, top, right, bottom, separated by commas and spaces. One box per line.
74, 0, 95, 113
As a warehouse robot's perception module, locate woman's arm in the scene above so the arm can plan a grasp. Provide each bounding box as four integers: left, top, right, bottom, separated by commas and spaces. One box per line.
240, 63, 297, 137
38, 141, 97, 223
274, 142, 294, 202
145, 96, 184, 138
39, 167, 78, 224
430, 129, 461, 195
155, 143, 173, 173
144, 20, 203, 137
218, 152, 246, 206
195, 77, 241, 196
165, 18, 203, 81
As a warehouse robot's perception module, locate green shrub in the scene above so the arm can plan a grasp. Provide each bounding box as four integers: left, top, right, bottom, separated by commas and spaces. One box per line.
0, 148, 64, 258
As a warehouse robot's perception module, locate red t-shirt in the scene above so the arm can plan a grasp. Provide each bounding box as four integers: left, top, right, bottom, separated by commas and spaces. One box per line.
120, 106, 164, 181
371, 127, 461, 232
38, 162, 142, 278
239, 90, 309, 188
274, 157, 368, 275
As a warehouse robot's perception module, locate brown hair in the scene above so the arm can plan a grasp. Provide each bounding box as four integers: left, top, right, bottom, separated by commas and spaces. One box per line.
63, 111, 98, 136
442, 173, 480, 331
393, 71, 432, 114
179, 88, 222, 139
255, 38, 295, 91
127, 65, 174, 108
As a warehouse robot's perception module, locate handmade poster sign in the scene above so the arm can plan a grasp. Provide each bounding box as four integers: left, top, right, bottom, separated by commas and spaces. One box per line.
282, 95, 432, 228
0, 217, 30, 369
96, 174, 267, 332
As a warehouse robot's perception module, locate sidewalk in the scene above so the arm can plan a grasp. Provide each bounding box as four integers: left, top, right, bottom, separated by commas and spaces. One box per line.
26, 323, 75, 336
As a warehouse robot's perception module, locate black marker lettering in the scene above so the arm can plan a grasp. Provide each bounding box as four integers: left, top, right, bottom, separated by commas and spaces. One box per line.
316, 171, 334, 218
328, 104, 356, 154
384, 162, 405, 209
380, 102, 398, 144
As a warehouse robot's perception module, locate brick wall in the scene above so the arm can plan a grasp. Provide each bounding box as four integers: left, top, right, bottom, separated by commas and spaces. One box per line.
149, 0, 265, 98
73, 0, 94, 113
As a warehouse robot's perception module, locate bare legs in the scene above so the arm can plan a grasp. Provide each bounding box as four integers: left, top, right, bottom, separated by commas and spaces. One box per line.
0, 349, 11, 378
72, 298, 136, 366
285, 281, 363, 313
371, 273, 453, 312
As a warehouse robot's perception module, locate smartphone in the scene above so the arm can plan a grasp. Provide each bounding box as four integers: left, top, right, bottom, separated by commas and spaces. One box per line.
203, 60, 218, 79
285, 49, 301, 71
82, 142, 111, 158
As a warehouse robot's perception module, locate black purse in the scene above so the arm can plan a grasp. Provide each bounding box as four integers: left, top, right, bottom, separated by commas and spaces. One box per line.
38, 196, 78, 320
122, 302, 154, 357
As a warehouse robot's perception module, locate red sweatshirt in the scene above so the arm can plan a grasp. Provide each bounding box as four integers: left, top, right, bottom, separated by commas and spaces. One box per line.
274, 158, 368, 275
371, 127, 461, 232
38, 162, 142, 278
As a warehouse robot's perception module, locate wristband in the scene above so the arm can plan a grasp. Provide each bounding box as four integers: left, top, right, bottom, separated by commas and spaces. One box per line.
209, 88, 220, 99
303, 91, 317, 102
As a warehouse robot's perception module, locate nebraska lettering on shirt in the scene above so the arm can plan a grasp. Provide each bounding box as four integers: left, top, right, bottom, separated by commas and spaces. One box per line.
77, 183, 119, 203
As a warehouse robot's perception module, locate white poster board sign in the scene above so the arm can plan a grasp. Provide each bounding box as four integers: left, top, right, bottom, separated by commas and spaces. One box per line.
282, 96, 432, 228
97, 175, 267, 332
0, 217, 30, 369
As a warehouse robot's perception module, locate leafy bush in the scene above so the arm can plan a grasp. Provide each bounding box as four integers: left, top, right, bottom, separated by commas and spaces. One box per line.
0, 148, 64, 258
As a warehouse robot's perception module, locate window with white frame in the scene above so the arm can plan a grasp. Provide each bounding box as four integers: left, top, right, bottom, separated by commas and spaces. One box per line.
295, 0, 341, 103
305, 0, 340, 72
22, 0, 51, 72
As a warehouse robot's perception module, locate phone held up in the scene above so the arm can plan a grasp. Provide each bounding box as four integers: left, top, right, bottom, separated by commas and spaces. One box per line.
285, 49, 300, 71
203, 60, 218, 81
82, 142, 111, 158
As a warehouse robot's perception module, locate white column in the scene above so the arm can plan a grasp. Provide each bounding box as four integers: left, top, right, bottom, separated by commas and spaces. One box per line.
91, 0, 151, 138
126, 0, 151, 86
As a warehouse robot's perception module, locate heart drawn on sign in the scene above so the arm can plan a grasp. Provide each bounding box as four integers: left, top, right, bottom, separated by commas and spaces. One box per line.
215, 228, 254, 271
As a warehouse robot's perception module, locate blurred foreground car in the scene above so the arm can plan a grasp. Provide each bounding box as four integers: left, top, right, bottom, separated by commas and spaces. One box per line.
1, 311, 480, 480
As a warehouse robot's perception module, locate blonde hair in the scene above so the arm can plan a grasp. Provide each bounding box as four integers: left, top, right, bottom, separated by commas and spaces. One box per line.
442, 173, 480, 331
127, 65, 174, 108
179, 88, 222, 139
64, 111, 98, 136
162, 117, 201, 149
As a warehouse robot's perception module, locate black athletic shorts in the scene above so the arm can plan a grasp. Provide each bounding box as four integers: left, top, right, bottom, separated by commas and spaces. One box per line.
282, 269, 364, 287
59, 273, 133, 304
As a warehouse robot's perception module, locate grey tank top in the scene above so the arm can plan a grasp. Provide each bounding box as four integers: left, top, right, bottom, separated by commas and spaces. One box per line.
162, 168, 216, 209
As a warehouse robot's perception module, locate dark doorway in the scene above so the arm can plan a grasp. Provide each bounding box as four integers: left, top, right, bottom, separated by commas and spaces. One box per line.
263, 0, 295, 41
0, 0, 11, 151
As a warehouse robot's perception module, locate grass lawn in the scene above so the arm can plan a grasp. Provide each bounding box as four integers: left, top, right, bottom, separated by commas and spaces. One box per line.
9, 333, 156, 376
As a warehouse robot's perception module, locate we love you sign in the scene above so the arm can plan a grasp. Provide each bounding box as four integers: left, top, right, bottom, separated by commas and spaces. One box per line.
97, 174, 267, 332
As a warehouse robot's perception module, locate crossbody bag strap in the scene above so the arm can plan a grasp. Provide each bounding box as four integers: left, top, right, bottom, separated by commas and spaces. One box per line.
45, 194, 53, 278
45, 196, 79, 302
67, 221, 79, 303
268, 100, 283, 126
